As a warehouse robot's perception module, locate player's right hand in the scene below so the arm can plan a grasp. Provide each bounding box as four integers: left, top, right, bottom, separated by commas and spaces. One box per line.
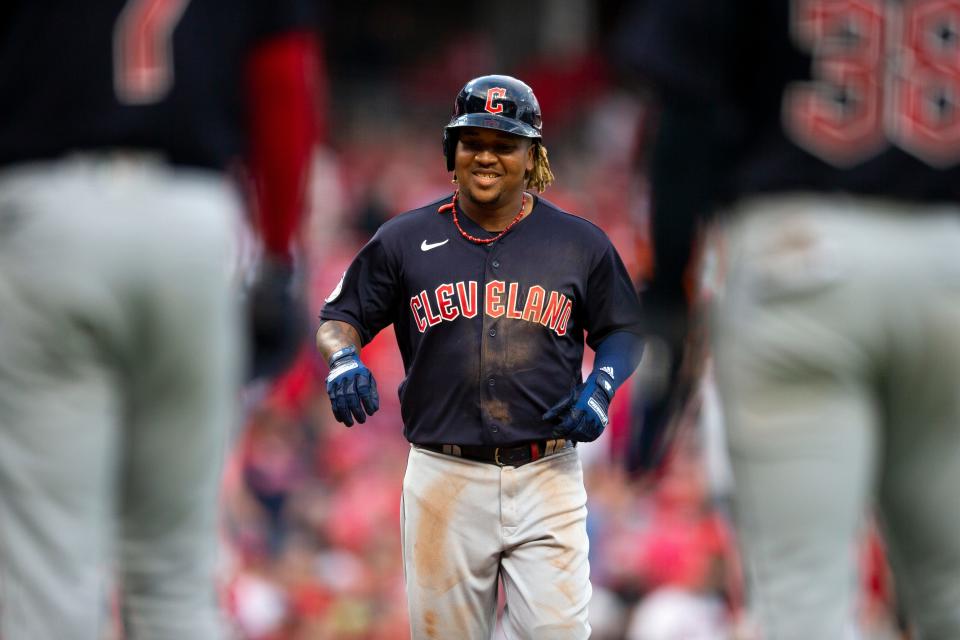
326, 345, 379, 427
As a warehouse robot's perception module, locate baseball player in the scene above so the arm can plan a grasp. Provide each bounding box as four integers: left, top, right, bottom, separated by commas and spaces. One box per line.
316, 74, 644, 639
0, 2, 318, 638
620, 0, 960, 638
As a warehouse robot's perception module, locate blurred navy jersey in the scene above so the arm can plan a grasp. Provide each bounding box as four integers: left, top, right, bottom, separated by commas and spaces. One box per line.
0, 0, 315, 170
624, 0, 960, 204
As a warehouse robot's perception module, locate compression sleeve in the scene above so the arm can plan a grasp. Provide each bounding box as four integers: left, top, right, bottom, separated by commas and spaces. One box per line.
245, 31, 323, 261
592, 330, 644, 393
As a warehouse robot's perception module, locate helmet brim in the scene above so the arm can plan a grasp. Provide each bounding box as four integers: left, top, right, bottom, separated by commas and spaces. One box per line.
445, 113, 541, 139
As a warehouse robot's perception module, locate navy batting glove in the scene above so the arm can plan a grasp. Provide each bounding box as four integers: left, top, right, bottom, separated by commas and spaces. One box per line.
542, 371, 615, 443
326, 345, 379, 427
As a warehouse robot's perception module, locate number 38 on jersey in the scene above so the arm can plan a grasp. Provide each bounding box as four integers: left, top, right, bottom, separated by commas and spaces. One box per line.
784, 0, 960, 168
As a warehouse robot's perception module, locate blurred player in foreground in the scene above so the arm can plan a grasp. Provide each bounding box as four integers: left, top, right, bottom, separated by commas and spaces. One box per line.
316, 74, 644, 638
0, 1, 318, 637
621, 0, 960, 638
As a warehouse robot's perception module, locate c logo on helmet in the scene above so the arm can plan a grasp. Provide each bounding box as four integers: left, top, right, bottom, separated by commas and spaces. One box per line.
484, 87, 507, 114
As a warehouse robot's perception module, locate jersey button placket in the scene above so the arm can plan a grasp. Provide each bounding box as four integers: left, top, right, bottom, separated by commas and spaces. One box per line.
481, 249, 506, 440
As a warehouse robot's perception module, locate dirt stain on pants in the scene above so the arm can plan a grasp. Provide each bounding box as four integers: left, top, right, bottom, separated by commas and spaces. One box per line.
413, 475, 468, 593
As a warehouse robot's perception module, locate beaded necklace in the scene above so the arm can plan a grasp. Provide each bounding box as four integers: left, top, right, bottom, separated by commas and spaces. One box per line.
437, 190, 527, 245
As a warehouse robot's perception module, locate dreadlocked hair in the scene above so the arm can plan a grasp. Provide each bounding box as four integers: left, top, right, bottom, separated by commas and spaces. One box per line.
526, 142, 554, 192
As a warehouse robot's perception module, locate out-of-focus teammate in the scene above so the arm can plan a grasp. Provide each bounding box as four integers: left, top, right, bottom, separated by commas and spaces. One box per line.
621, 0, 960, 638
0, 1, 319, 638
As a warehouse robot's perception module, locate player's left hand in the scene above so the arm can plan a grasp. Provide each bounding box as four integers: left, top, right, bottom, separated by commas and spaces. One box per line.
542, 371, 615, 443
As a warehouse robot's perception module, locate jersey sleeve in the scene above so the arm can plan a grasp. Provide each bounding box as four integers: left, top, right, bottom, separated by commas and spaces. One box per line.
583, 240, 644, 350
319, 228, 401, 346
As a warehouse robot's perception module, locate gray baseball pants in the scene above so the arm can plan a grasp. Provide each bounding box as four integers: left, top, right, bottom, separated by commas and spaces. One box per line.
401, 444, 592, 639
0, 156, 241, 639
712, 194, 960, 640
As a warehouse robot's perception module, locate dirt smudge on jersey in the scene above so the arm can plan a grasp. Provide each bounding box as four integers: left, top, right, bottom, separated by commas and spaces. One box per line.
486, 397, 512, 425
414, 474, 468, 593
457, 338, 481, 382
504, 325, 543, 374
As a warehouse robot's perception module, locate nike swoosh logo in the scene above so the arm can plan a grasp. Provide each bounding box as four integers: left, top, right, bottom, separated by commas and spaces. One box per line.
421, 239, 449, 251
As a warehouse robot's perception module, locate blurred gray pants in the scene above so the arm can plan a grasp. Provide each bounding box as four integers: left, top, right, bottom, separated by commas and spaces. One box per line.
712, 194, 960, 640
0, 157, 240, 639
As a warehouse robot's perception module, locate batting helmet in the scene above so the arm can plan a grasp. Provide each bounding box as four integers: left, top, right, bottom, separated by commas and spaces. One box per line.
443, 75, 543, 171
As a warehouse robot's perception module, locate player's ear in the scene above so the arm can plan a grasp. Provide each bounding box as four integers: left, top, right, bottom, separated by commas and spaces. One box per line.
525, 140, 536, 173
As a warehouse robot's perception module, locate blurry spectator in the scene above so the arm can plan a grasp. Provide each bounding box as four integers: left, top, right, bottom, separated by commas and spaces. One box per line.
241, 411, 310, 556
0, 1, 320, 638
227, 556, 290, 640
625, 587, 729, 640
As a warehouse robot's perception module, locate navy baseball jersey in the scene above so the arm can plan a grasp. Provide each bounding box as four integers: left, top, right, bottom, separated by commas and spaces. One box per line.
623, 0, 960, 204
0, 0, 314, 170
320, 194, 643, 446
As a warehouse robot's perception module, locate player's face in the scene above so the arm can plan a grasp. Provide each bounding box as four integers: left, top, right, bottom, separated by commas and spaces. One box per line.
455, 128, 535, 211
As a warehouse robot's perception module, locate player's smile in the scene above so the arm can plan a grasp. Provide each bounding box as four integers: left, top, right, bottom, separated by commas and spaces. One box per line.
473, 170, 502, 185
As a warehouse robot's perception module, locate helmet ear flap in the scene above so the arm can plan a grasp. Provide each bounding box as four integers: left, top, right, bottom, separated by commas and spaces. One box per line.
443, 128, 458, 171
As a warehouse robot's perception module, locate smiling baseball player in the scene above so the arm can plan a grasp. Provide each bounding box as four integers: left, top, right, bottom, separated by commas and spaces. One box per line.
316, 74, 644, 639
